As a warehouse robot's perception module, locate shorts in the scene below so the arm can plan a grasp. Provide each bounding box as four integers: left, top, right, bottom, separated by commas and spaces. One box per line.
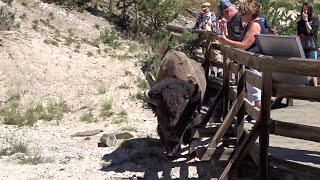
246, 69, 262, 102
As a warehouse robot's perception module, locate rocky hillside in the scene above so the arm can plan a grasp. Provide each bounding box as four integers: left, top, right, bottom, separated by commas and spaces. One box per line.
0, 0, 218, 179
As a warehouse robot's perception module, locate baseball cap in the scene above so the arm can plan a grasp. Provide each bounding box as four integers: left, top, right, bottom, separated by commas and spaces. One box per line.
216, 0, 232, 17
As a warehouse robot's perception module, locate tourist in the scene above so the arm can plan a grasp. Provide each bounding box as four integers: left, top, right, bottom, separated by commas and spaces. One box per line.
217, 0, 267, 110
297, 2, 319, 86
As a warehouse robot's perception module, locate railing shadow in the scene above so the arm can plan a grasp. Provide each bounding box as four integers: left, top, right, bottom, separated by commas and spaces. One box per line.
270, 146, 320, 165
100, 138, 222, 179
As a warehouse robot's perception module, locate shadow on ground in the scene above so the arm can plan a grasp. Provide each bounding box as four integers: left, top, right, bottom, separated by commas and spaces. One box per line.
101, 138, 224, 179
270, 146, 320, 165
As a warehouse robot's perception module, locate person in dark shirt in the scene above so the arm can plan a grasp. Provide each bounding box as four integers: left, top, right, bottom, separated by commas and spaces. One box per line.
297, 2, 319, 86
257, 1, 271, 33
218, 0, 267, 110
216, 0, 244, 41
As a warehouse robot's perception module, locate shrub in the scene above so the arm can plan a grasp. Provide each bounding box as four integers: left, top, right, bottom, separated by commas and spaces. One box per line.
21, 0, 28, 7
136, 77, 149, 90
44, 39, 59, 47
32, 20, 39, 31
0, 7, 15, 30
135, 92, 144, 101
118, 53, 128, 61
134, 0, 181, 36
94, 23, 100, 30
18, 154, 54, 165
128, 42, 138, 53
14, 22, 21, 29
100, 99, 114, 118
80, 111, 98, 123
87, 51, 93, 57
48, 12, 54, 20
19, 13, 27, 20
99, 29, 121, 49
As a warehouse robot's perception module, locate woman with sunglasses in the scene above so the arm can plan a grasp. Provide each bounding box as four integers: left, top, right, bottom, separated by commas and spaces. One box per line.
217, 0, 266, 110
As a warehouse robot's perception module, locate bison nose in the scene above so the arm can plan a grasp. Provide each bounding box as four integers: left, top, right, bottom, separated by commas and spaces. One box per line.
169, 136, 179, 141
144, 90, 159, 106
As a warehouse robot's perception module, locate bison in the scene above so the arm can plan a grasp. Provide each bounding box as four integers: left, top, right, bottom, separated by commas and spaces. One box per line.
145, 49, 207, 156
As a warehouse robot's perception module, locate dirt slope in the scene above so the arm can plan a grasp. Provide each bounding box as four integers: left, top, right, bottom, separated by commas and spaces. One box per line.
0, 1, 217, 179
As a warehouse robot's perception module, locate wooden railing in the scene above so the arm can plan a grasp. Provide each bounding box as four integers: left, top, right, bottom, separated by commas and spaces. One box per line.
167, 24, 320, 180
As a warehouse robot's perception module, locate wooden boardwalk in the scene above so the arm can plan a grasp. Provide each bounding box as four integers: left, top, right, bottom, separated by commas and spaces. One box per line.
269, 100, 320, 168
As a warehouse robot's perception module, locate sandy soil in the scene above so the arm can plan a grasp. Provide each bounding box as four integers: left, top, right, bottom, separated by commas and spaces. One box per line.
0, 1, 216, 179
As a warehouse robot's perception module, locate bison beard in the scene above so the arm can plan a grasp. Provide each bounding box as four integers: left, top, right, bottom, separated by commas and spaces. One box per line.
147, 77, 201, 156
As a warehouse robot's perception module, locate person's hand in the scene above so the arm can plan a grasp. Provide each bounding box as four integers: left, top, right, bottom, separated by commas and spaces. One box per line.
217, 33, 227, 43
302, 12, 308, 22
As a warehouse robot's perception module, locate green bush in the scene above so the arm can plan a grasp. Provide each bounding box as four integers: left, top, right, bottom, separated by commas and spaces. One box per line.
134, 0, 180, 36
99, 29, 121, 48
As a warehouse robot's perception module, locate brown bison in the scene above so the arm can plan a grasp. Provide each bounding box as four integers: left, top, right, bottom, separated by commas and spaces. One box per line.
145, 50, 207, 156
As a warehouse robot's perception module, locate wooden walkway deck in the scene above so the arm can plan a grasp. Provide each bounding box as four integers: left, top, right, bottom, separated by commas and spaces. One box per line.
269, 100, 320, 168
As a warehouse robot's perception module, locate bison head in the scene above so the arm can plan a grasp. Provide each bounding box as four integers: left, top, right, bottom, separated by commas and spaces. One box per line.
145, 77, 201, 156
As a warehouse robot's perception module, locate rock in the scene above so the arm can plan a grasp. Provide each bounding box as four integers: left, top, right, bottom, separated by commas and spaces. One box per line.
72, 129, 103, 137
100, 133, 118, 147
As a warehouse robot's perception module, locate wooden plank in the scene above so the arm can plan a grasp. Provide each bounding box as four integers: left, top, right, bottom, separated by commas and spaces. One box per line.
200, 87, 223, 127
274, 83, 320, 102
195, 54, 205, 64
210, 59, 224, 69
191, 127, 234, 138
222, 137, 237, 147
166, 23, 185, 33
244, 99, 260, 121
237, 64, 246, 144
229, 86, 237, 99
270, 119, 320, 142
169, 32, 182, 40
196, 147, 234, 161
220, 45, 261, 71
245, 69, 262, 90
260, 56, 320, 77
243, 128, 260, 166
229, 62, 238, 75
223, 53, 230, 118
286, 98, 293, 106
200, 91, 244, 160
259, 71, 273, 180
219, 121, 262, 180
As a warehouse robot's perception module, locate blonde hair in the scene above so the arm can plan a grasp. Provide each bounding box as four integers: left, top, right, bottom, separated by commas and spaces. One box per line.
239, 0, 260, 19
202, 2, 211, 8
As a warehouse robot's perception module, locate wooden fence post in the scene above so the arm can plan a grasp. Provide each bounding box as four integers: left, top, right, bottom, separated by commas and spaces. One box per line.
260, 71, 272, 180
236, 64, 246, 177
223, 51, 230, 118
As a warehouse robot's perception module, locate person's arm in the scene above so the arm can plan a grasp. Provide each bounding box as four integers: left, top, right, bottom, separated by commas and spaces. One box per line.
309, 17, 319, 34
218, 22, 261, 50
302, 12, 313, 34
305, 20, 313, 34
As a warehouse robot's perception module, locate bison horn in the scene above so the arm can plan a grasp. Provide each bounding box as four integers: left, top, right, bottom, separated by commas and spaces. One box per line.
144, 90, 159, 106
